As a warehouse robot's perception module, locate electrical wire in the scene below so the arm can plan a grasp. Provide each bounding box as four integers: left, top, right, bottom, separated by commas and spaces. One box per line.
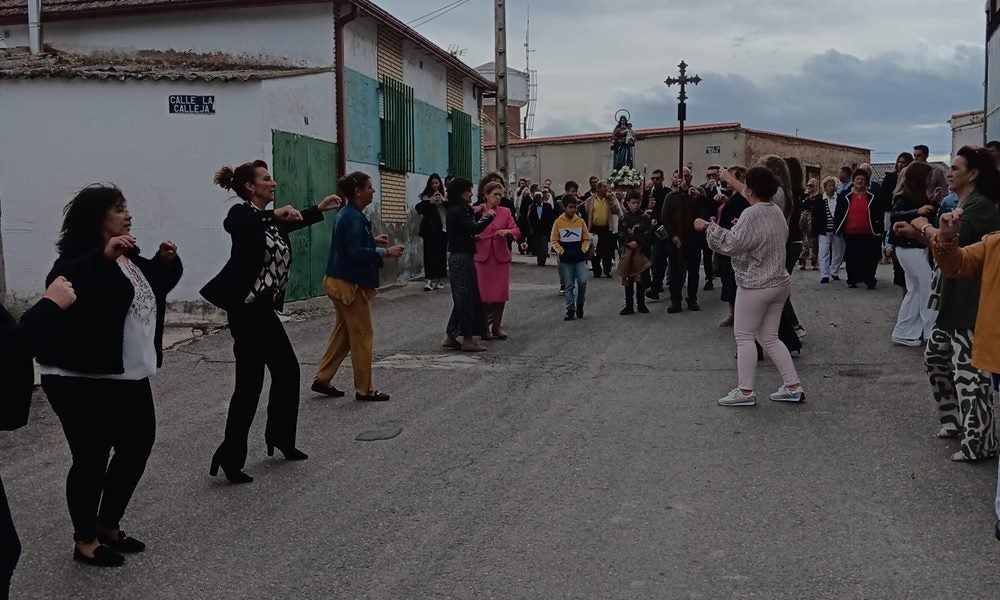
407, 0, 470, 28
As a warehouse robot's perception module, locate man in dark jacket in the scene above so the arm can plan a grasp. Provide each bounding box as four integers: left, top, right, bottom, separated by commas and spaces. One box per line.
523, 191, 557, 266
643, 169, 671, 300
661, 173, 705, 313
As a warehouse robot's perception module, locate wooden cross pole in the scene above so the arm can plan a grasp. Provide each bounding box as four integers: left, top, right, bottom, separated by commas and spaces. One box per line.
664, 60, 701, 187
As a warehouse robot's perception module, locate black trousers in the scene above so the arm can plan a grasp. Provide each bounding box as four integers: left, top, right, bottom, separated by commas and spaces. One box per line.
624, 271, 651, 307
718, 255, 737, 303
669, 239, 702, 304
784, 240, 802, 328
42, 376, 156, 543
591, 225, 614, 276
529, 233, 549, 266
649, 238, 669, 294
702, 239, 714, 282
422, 233, 448, 280
843, 234, 881, 285
0, 476, 19, 599
217, 300, 300, 470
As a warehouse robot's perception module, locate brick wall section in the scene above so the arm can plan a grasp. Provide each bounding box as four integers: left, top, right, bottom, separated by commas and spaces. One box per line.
745, 133, 870, 181
380, 170, 407, 224
446, 70, 464, 112
377, 26, 403, 80
377, 25, 405, 223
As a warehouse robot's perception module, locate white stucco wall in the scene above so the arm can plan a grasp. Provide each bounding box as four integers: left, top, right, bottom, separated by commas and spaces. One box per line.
988, 30, 1000, 142
462, 78, 480, 120
0, 79, 264, 307
950, 112, 986, 156
6, 4, 335, 66
403, 41, 447, 111
343, 17, 378, 78
261, 72, 338, 143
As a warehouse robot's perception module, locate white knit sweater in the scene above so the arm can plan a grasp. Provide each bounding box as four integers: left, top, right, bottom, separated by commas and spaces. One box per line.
706, 201, 791, 289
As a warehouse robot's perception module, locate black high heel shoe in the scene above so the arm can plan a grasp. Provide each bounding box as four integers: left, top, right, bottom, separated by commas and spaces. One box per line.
209, 455, 253, 484
266, 444, 308, 461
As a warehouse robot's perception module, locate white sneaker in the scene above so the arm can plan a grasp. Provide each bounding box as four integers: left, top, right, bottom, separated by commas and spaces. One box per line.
891, 337, 923, 347
794, 325, 807, 338
424, 280, 434, 291
769, 385, 805, 402
718, 388, 757, 406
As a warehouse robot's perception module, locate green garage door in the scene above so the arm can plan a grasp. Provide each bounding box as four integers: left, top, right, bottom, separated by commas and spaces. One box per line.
271, 130, 339, 301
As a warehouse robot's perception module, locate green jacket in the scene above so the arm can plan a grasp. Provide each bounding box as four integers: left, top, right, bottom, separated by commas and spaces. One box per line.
936, 191, 1000, 331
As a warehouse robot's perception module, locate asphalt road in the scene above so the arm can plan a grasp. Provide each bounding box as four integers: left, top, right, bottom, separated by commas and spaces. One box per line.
4, 258, 999, 599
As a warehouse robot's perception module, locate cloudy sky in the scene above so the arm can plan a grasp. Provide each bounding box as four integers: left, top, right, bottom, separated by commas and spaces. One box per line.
378, 0, 988, 163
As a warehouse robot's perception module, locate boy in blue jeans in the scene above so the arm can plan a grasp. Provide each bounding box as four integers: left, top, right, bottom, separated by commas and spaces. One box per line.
550, 196, 591, 321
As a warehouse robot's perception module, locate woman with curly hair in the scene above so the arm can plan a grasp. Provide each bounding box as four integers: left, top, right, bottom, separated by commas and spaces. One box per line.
38, 184, 182, 566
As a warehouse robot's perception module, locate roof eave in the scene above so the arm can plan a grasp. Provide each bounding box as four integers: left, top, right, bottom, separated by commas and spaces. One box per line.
0, 0, 496, 91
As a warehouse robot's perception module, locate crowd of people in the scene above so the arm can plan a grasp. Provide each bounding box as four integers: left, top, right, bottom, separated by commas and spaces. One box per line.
1, 142, 1000, 596
413, 143, 1000, 538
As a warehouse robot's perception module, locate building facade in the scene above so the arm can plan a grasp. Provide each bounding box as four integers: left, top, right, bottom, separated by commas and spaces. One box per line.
485, 123, 870, 189
950, 110, 986, 155
988, 0, 999, 141
0, 0, 490, 318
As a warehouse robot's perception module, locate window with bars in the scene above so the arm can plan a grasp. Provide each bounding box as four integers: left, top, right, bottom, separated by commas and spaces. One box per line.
379, 75, 414, 173
449, 108, 474, 181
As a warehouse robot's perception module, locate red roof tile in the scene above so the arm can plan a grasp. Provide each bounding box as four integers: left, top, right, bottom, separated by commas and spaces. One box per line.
484, 123, 742, 148
484, 122, 869, 153
0, 0, 494, 89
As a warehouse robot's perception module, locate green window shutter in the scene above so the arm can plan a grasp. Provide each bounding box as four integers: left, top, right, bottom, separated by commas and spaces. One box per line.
379, 75, 414, 173
449, 108, 473, 180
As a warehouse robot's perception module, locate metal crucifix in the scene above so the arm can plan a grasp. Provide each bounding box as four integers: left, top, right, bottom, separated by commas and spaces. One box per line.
664, 60, 701, 186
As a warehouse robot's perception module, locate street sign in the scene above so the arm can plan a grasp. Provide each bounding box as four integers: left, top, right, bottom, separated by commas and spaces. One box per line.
169, 95, 215, 115
705, 145, 721, 154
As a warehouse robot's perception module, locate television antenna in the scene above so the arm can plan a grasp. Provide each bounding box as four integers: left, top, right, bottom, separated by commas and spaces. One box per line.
523, 4, 538, 138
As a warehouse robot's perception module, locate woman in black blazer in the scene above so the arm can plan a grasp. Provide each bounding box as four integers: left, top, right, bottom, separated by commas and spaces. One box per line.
202, 160, 340, 484
37, 184, 182, 568
0, 281, 76, 592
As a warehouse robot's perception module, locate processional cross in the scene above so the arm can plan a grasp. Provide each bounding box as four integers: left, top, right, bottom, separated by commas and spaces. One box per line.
664, 61, 701, 183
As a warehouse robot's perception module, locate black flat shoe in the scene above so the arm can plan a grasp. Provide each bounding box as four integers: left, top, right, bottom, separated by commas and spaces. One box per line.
267, 444, 308, 460
73, 545, 125, 567
667, 304, 682, 314
637, 304, 649, 314
687, 301, 701, 311
357, 390, 391, 402
209, 455, 253, 484
97, 531, 145, 553
311, 380, 345, 397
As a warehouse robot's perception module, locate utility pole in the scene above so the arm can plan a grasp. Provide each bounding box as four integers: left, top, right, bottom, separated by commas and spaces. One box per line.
664, 61, 701, 183
494, 0, 509, 183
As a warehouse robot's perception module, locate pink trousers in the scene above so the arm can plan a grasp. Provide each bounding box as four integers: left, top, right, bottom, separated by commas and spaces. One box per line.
734, 285, 800, 392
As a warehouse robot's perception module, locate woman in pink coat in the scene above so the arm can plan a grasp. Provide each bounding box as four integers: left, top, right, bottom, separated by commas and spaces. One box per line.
474, 181, 521, 339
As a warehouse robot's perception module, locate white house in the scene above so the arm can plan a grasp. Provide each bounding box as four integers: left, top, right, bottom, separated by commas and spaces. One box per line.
988, 0, 999, 141
0, 0, 492, 320
949, 110, 985, 156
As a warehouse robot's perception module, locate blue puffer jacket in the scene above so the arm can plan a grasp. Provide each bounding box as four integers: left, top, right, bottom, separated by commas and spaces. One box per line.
326, 202, 383, 288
